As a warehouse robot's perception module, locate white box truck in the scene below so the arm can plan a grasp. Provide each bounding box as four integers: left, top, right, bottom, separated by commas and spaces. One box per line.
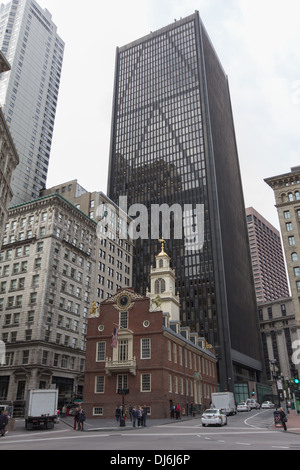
25, 389, 58, 430
211, 392, 236, 416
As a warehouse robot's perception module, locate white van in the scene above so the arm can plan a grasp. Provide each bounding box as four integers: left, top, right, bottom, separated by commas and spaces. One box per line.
211, 392, 237, 416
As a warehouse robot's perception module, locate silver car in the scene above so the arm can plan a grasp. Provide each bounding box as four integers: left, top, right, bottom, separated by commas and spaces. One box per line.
201, 408, 227, 427
237, 402, 251, 412
261, 401, 275, 409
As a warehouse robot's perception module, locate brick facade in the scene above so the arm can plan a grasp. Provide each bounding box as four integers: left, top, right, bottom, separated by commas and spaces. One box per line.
84, 288, 218, 419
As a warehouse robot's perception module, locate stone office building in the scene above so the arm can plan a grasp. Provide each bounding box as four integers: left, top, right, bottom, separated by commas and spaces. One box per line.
258, 297, 298, 382
0, 193, 97, 412
41, 179, 134, 304
265, 166, 300, 329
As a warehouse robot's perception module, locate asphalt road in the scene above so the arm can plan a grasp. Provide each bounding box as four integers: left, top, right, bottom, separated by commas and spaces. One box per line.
1, 409, 300, 453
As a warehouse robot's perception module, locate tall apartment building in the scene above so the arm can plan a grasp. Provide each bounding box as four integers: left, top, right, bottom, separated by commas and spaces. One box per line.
0, 0, 64, 205
265, 166, 300, 328
107, 12, 264, 390
0, 50, 19, 239
0, 193, 97, 411
41, 180, 134, 303
246, 207, 290, 304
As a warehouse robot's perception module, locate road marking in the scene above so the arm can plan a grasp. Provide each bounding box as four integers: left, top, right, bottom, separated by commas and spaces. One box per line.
0, 433, 111, 445
244, 410, 271, 429
236, 442, 251, 446
272, 446, 289, 449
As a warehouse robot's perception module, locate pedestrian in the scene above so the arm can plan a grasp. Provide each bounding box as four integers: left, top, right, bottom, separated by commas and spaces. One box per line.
279, 407, 288, 431
129, 405, 133, 422
115, 406, 121, 423
170, 405, 175, 419
0, 411, 8, 437
132, 407, 137, 427
142, 406, 147, 427
74, 407, 79, 430
62, 405, 67, 418
175, 404, 181, 420
137, 406, 143, 427
77, 406, 86, 431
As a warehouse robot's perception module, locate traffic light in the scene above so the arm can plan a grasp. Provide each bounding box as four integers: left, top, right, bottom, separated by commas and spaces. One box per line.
293, 370, 299, 386
251, 389, 255, 396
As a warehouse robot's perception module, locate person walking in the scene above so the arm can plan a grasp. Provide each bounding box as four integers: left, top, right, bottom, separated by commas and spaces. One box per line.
175, 404, 181, 420
0, 411, 8, 437
73, 407, 79, 430
129, 405, 133, 422
142, 406, 147, 427
77, 406, 86, 431
115, 406, 121, 423
132, 407, 137, 427
137, 406, 143, 427
279, 407, 288, 431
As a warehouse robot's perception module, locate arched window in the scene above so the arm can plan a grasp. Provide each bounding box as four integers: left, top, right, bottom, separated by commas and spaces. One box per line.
155, 278, 166, 294
295, 191, 300, 201
288, 193, 294, 202
292, 252, 298, 262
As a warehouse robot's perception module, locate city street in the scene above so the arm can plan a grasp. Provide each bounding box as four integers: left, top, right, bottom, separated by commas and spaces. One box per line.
1, 409, 300, 452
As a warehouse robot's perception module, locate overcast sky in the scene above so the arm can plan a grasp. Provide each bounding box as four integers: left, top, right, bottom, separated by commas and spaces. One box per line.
40, 0, 300, 230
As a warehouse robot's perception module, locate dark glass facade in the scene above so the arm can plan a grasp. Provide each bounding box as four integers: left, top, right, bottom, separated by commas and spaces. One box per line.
107, 12, 264, 390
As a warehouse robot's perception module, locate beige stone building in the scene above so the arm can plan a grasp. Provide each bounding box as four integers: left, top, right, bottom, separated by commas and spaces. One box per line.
258, 297, 298, 385
265, 166, 300, 329
41, 180, 134, 303
0, 193, 97, 413
0, 182, 134, 414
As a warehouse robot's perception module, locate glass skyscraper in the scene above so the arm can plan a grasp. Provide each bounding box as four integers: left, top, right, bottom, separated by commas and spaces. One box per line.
107, 12, 264, 390
0, 0, 64, 205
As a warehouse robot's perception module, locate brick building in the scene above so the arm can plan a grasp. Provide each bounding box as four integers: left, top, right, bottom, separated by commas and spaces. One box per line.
84, 243, 218, 419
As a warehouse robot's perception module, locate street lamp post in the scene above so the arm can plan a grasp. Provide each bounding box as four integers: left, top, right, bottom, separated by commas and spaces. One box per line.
270, 360, 281, 409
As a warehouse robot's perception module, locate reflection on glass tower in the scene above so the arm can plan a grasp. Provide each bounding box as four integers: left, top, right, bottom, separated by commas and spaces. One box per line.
108, 12, 264, 390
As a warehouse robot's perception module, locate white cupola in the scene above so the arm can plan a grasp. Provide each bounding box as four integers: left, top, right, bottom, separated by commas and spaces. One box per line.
146, 239, 180, 323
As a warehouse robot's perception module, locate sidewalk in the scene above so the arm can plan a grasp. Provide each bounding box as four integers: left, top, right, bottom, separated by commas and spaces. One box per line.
61, 414, 196, 432
272, 409, 300, 434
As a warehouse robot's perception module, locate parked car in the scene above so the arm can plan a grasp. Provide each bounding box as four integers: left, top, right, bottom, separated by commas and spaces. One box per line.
237, 402, 251, 412
246, 398, 261, 409
201, 408, 227, 427
261, 401, 275, 409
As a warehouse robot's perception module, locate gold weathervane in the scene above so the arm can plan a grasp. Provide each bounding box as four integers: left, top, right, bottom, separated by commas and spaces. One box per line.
158, 238, 167, 255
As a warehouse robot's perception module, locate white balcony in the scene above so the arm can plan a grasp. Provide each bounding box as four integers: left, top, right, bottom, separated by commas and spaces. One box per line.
105, 357, 137, 376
